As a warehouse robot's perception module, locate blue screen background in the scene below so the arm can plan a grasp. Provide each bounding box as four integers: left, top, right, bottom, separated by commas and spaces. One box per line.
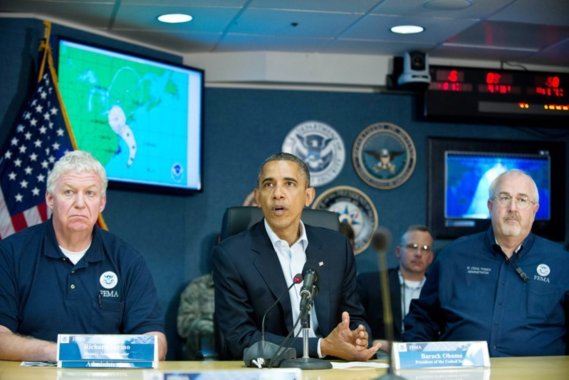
445, 153, 550, 220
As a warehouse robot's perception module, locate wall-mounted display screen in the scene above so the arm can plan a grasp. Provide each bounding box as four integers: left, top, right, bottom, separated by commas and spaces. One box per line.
57, 39, 204, 193
445, 151, 550, 221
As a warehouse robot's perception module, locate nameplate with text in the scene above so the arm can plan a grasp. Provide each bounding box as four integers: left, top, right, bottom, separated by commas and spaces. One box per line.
392, 341, 490, 370
143, 368, 302, 380
57, 334, 158, 368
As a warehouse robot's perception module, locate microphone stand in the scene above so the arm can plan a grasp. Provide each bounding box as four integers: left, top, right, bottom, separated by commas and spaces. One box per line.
374, 229, 406, 380
280, 296, 332, 370
245, 274, 303, 367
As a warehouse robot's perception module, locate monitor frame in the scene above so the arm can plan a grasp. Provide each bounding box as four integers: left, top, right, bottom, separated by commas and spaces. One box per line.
428, 137, 565, 241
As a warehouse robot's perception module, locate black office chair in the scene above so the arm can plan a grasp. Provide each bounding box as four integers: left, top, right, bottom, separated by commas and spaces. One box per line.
219, 206, 340, 241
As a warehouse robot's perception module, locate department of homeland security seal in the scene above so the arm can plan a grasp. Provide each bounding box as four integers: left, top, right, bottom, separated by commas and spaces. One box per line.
352, 122, 416, 190
282, 121, 345, 187
312, 186, 378, 254
99, 271, 118, 289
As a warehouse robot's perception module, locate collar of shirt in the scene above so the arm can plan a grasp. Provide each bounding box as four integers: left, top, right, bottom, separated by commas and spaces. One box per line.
59, 244, 90, 265
486, 227, 532, 260
492, 237, 524, 263
398, 270, 426, 290
264, 218, 308, 251
493, 238, 522, 256
44, 220, 104, 264
263, 218, 308, 285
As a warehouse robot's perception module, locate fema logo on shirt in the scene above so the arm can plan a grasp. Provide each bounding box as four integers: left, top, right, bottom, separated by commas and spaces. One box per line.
536, 264, 550, 277
100, 271, 118, 289
282, 121, 345, 187
535, 264, 551, 283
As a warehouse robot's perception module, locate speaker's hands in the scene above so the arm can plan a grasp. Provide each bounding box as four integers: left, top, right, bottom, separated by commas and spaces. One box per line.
321, 311, 381, 361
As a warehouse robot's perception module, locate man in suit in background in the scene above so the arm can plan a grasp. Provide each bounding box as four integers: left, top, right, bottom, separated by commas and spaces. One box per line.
213, 152, 380, 361
357, 225, 433, 348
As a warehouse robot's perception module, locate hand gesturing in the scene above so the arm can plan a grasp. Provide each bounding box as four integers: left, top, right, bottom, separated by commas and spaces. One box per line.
321, 311, 381, 361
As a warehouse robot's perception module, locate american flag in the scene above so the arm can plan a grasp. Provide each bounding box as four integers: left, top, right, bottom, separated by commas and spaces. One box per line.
0, 60, 75, 239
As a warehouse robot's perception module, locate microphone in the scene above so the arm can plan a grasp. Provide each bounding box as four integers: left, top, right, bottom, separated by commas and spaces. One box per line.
372, 227, 406, 380
244, 273, 303, 368
280, 260, 332, 370
299, 266, 318, 316
372, 227, 395, 340
372, 227, 392, 253
514, 265, 529, 283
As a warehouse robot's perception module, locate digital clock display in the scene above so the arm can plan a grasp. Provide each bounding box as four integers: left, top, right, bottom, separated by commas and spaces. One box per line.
423, 65, 569, 126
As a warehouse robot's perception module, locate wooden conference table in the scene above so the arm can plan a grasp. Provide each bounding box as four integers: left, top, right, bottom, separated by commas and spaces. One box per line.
0, 356, 567, 380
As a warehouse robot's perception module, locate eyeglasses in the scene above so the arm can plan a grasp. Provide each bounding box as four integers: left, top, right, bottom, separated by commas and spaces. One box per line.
493, 194, 536, 210
405, 243, 432, 253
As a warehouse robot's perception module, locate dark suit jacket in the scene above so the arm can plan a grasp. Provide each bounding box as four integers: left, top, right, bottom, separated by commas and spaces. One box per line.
357, 268, 403, 341
213, 221, 369, 359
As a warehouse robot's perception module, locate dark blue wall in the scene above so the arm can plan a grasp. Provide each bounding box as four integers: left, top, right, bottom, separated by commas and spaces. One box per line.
2, 18, 568, 360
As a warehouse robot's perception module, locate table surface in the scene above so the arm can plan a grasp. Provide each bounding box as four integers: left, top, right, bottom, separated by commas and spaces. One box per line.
0, 356, 567, 380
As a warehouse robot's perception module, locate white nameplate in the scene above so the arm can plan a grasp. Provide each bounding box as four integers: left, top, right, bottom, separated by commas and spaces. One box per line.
57, 334, 158, 368
396, 368, 491, 380
392, 341, 490, 370
143, 368, 302, 380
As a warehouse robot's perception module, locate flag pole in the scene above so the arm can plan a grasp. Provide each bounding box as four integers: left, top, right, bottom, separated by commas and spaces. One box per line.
39, 20, 109, 231
37, 21, 52, 83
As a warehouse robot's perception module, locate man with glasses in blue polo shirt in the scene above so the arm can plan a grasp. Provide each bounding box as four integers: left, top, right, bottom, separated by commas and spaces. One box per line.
357, 225, 434, 349
403, 169, 569, 357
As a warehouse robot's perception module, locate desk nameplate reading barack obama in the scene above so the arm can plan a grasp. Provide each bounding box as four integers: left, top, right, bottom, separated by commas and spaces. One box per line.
392, 341, 490, 370
57, 334, 158, 368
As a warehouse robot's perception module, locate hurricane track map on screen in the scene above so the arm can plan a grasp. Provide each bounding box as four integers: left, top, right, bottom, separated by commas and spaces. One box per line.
58, 41, 197, 189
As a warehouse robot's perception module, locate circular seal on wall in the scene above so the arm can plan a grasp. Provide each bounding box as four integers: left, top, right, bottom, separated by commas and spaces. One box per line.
282, 121, 345, 187
352, 122, 416, 190
312, 186, 378, 254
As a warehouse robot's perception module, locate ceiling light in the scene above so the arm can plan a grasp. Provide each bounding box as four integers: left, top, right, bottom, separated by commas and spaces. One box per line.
157, 13, 193, 24
423, 0, 472, 10
390, 25, 424, 34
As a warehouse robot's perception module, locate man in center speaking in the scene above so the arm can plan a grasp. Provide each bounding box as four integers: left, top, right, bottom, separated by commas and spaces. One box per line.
213, 152, 380, 361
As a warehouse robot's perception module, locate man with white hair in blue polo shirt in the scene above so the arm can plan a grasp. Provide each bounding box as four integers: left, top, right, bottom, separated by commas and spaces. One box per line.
0, 150, 167, 362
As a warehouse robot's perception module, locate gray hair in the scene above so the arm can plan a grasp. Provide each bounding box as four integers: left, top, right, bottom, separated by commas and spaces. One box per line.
257, 152, 311, 188
488, 169, 539, 203
46, 150, 108, 196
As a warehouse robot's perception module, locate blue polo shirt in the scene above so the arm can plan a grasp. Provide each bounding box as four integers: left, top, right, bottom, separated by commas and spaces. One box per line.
403, 228, 569, 357
0, 220, 164, 342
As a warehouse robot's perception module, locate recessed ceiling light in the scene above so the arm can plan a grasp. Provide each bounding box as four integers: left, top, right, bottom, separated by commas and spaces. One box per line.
157, 13, 193, 24
390, 25, 425, 34
423, 0, 472, 10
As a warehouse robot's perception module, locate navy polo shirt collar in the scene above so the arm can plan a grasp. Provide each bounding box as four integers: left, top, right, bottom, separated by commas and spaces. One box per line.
43, 218, 104, 263
485, 227, 535, 259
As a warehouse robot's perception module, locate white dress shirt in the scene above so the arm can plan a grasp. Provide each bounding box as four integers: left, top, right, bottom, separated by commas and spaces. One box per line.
264, 219, 324, 357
